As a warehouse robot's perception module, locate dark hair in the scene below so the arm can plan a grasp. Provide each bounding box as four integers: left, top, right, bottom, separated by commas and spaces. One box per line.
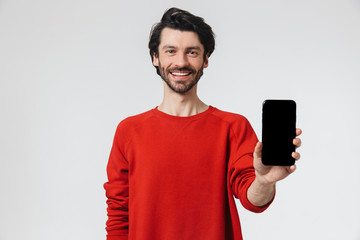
148, 8, 215, 75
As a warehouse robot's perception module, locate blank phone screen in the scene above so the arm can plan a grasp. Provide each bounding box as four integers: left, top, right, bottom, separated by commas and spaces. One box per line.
262, 100, 296, 166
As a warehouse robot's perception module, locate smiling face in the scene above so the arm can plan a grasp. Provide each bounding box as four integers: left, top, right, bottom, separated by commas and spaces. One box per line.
152, 27, 209, 94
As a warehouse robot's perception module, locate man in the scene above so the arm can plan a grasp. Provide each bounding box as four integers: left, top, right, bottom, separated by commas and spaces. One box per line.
104, 7, 302, 240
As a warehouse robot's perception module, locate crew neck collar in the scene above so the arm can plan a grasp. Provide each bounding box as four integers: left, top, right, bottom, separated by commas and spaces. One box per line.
152, 105, 215, 121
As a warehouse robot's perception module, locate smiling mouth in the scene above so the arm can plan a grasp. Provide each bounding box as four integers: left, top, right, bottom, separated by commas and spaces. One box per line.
170, 72, 191, 76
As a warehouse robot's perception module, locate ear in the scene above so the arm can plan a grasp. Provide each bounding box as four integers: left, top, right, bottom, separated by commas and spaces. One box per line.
203, 53, 210, 68
153, 53, 159, 67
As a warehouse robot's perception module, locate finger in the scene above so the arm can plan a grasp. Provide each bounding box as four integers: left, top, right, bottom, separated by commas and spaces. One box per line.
296, 128, 302, 136
253, 142, 262, 159
293, 138, 302, 148
292, 151, 301, 160
288, 164, 297, 174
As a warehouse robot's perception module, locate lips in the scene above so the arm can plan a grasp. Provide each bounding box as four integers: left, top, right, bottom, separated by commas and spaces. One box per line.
171, 72, 191, 76
169, 68, 194, 78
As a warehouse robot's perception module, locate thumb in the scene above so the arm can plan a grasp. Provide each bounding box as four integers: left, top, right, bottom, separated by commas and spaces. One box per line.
253, 142, 262, 160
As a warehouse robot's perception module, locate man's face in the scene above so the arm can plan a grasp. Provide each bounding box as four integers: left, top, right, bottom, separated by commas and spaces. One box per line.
152, 27, 209, 94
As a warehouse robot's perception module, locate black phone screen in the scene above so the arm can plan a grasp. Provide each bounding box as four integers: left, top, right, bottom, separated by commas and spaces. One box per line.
261, 100, 296, 166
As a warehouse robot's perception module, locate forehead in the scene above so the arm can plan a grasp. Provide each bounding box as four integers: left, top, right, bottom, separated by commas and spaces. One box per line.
159, 27, 203, 50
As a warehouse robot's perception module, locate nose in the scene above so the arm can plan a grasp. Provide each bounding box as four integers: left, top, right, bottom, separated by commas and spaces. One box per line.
174, 52, 189, 68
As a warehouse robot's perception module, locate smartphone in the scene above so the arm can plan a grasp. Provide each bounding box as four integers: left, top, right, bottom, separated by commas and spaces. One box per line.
261, 99, 296, 166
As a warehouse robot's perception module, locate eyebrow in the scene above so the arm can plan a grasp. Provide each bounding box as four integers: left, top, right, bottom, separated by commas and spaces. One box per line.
162, 45, 202, 51
186, 46, 202, 51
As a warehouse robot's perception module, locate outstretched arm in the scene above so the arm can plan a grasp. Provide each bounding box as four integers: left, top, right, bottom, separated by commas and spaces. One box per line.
247, 128, 302, 207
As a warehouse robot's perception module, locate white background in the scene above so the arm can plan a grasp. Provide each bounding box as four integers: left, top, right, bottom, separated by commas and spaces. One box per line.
1, 0, 360, 239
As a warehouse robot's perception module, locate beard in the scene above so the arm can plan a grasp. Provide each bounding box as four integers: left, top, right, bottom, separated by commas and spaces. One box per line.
158, 62, 204, 94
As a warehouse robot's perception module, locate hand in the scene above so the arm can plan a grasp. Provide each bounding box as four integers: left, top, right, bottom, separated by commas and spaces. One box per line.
253, 128, 302, 185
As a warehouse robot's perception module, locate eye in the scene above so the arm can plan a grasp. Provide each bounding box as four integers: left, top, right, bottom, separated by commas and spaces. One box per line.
166, 49, 175, 54
188, 51, 199, 56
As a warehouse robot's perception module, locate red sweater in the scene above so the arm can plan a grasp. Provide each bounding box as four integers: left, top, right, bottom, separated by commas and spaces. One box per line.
104, 106, 272, 240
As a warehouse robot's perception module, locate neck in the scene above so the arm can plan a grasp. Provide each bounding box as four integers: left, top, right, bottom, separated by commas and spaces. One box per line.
158, 84, 208, 117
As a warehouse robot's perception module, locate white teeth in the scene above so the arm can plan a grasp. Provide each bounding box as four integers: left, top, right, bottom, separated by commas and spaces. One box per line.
171, 72, 190, 76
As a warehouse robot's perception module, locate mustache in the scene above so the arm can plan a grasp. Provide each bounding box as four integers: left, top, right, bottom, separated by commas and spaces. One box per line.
168, 67, 195, 73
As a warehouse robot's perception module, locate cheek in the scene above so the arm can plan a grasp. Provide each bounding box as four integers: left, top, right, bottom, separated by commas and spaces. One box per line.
189, 56, 207, 68
157, 57, 171, 68
192, 61, 206, 70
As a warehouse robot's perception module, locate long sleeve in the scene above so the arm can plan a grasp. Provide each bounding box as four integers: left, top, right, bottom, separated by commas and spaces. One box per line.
103, 107, 272, 240
104, 124, 129, 240
228, 117, 272, 213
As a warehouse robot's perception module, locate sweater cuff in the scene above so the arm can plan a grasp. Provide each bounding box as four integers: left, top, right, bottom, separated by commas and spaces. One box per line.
241, 178, 275, 213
